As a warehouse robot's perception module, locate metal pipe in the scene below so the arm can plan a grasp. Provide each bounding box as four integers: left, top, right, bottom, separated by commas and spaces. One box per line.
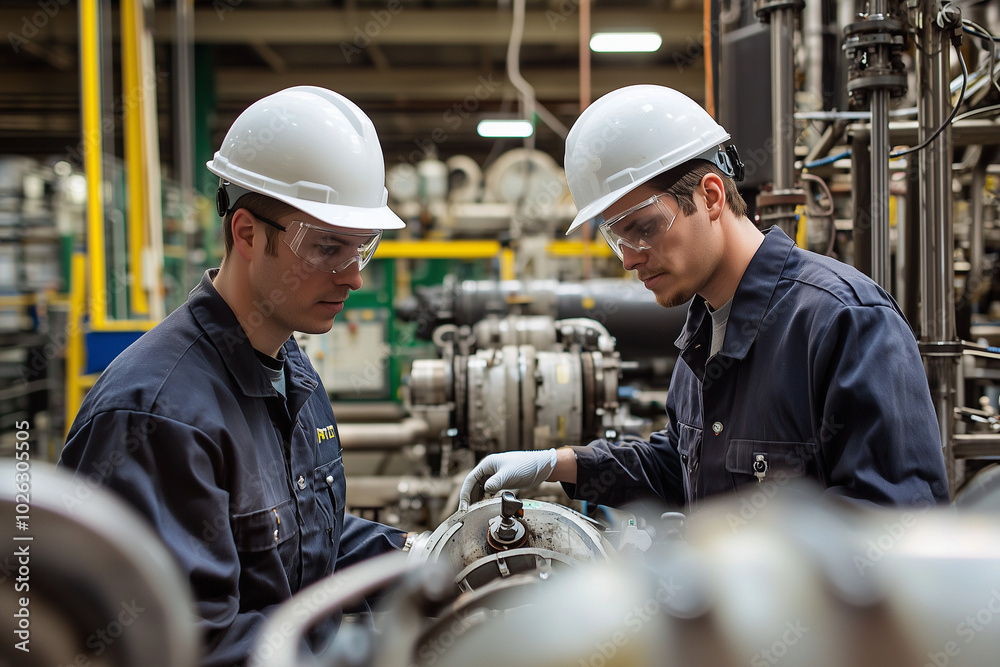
804, 0, 825, 144
903, 155, 921, 328
868, 0, 891, 291
953, 434, 1000, 460
337, 417, 430, 450
851, 130, 872, 278
331, 402, 409, 423
174, 0, 196, 292
870, 86, 891, 289
972, 162, 986, 292
917, 1, 958, 495
770, 5, 796, 196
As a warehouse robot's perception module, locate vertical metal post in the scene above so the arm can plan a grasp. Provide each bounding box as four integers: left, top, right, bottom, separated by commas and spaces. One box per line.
754, 0, 807, 235
916, 0, 958, 495
769, 7, 794, 199
175, 0, 196, 291
903, 157, 921, 330
768, 4, 799, 237
971, 163, 986, 292
851, 131, 872, 277
868, 0, 892, 290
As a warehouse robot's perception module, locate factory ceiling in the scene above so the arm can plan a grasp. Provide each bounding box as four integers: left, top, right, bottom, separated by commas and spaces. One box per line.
0, 0, 705, 180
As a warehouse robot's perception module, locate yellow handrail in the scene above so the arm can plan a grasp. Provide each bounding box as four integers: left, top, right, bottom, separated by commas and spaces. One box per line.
121, 0, 149, 316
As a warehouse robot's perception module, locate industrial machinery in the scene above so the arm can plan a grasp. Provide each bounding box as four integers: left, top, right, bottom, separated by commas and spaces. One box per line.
398, 277, 686, 377
253, 484, 1000, 667
0, 460, 198, 667
409, 316, 623, 456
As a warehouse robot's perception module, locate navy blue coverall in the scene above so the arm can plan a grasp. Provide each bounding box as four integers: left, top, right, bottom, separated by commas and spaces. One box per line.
568, 227, 950, 508
61, 270, 404, 667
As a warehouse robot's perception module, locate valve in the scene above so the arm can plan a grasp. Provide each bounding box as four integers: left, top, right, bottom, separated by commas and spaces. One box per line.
486, 491, 528, 552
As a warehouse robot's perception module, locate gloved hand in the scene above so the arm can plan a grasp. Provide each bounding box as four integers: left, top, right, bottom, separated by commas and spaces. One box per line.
458, 449, 558, 511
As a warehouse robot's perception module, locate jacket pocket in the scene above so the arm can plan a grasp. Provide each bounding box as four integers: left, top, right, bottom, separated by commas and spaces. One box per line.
676, 423, 702, 503
725, 439, 818, 484
313, 456, 345, 542
231, 499, 299, 553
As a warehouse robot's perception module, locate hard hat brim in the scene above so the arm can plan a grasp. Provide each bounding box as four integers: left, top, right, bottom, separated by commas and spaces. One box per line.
207, 161, 406, 231
564, 142, 731, 235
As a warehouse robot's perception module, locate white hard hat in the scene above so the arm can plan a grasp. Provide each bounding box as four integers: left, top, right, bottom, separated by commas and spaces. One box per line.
207, 86, 404, 230
564, 85, 741, 234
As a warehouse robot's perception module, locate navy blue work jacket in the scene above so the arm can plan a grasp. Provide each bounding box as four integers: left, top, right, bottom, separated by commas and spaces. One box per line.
60, 270, 404, 667
570, 227, 950, 508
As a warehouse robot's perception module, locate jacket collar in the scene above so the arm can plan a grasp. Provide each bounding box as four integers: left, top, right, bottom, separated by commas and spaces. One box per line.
188, 269, 317, 398
674, 226, 794, 360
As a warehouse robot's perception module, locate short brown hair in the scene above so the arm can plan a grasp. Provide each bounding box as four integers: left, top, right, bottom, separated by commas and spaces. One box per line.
647, 160, 748, 219
222, 193, 296, 258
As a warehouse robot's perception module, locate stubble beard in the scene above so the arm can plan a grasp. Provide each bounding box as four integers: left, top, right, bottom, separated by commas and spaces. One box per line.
654, 289, 694, 309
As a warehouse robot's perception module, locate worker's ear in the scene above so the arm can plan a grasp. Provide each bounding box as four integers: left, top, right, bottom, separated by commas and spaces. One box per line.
230, 209, 258, 261
701, 172, 726, 221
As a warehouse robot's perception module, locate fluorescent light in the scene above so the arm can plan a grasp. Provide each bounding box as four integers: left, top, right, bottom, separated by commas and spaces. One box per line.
590, 32, 662, 53
477, 120, 534, 138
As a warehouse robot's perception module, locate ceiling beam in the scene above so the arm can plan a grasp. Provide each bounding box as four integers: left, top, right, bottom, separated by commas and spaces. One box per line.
0, 64, 704, 102
0, 8, 701, 47
214, 66, 704, 102
178, 7, 700, 46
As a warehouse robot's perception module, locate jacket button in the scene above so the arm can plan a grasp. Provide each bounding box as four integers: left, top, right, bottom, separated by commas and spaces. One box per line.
680, 454, 688, 464
326, 475, 335, 486
712, 421, 723, 435
297, 475, 306, 490
274, 529, 279, 542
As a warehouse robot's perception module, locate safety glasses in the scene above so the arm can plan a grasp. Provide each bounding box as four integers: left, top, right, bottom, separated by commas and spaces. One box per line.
253, 215, 382, 273
597, 194, 677, 261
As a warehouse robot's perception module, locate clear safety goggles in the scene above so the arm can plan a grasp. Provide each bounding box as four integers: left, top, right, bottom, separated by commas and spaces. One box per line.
597, 194, 678, 261
253, 215, 382, 273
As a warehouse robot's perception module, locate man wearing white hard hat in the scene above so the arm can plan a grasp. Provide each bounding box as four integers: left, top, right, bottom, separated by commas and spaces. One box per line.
62, 87, 408, 666
461, 84, 949, 510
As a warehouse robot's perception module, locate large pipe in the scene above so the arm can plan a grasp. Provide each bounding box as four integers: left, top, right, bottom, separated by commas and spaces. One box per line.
332, 402, 409, 423
916, 1, 958, 494
868, 0, 891, 291
769, 6, 795, 195
769, 4, 799, 237
337, 418, 430, 450
851, 130, 872, 278
803, 0, 825, 140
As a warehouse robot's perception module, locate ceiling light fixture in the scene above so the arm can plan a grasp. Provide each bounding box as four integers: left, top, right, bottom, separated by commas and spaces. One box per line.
589, 32, 663, 53
477, 119, 534, 138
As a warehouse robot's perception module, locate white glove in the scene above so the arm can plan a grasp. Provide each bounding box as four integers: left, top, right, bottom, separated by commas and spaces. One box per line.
459, 449, 558, 511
